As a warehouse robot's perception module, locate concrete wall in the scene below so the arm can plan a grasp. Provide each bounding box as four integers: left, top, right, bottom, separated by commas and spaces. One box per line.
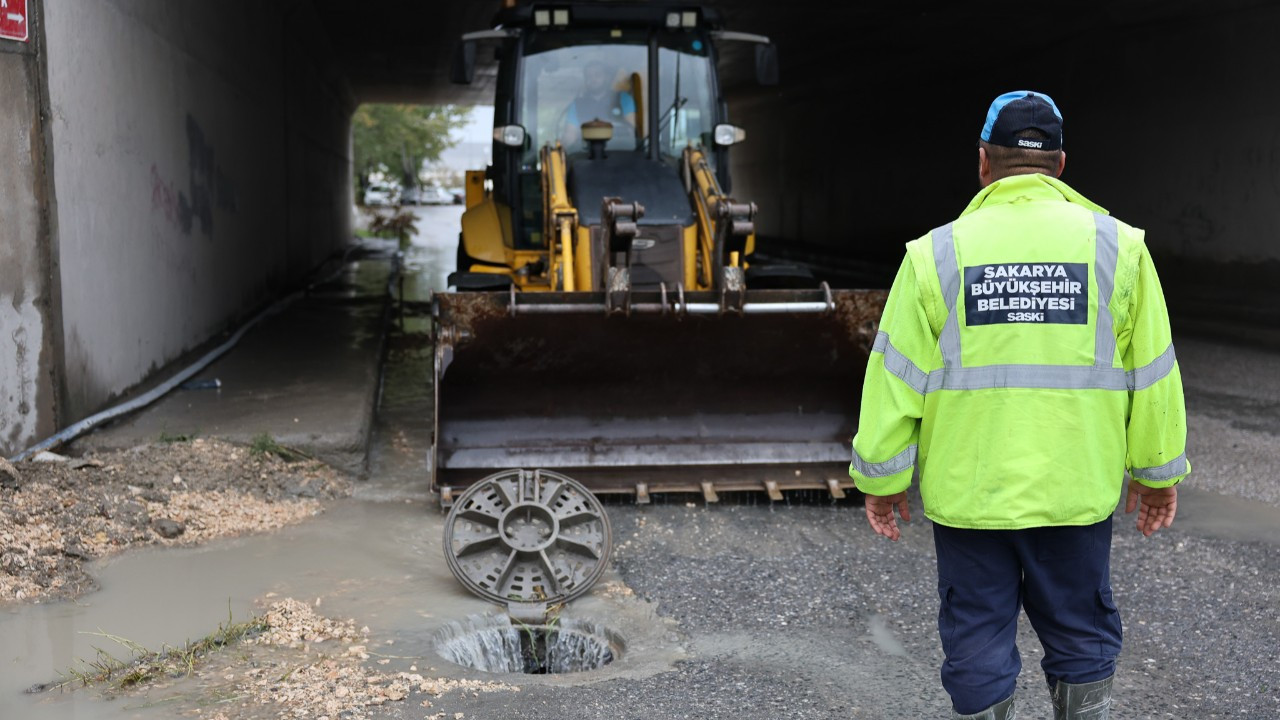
1058, 5, 1280, 324
1063, 6, 1280, 265
728, 3, 1280, 309
41, 0, 354, 423
0, 0, 61, 453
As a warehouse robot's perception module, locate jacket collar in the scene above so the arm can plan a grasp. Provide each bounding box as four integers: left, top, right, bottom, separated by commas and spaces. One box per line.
958, 173, 1108, 218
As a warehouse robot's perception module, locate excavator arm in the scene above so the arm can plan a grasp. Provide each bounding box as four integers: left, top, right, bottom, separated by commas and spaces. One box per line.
683, 146, 759, 308
540, 143, 579, 291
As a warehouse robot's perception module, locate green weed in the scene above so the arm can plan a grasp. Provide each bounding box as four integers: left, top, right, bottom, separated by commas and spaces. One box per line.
51, 607, 269, 692
158, 430, 196, 444
248, 433, 310, 463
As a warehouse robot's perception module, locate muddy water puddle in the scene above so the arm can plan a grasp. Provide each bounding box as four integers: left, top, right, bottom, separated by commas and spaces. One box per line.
1, 492, 679, 719
0, 497, 482, 719
0, 209, 466, 719
2, 206, 682, 718
1173, 486, 1280, 545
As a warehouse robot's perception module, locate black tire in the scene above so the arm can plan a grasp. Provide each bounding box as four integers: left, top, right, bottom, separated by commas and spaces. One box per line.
455, 234, 469, 274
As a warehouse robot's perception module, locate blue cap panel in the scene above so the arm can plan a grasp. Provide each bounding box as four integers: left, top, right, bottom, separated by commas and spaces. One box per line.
980, 90, 1064, 149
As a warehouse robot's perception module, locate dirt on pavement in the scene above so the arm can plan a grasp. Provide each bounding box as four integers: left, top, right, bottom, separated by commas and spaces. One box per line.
185, 597, 518, 720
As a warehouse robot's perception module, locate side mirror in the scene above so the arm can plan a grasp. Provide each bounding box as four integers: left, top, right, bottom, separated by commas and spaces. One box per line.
450, 40, 476, 85
755, 43, 779, 86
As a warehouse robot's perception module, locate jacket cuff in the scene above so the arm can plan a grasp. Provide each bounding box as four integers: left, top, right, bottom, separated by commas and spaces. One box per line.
1130, 453, 1189, 489
851, 465, 913, 496
849, 448, 914, 496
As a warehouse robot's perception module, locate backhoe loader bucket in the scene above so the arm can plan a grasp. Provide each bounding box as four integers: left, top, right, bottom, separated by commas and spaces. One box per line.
430, 286, 887, 503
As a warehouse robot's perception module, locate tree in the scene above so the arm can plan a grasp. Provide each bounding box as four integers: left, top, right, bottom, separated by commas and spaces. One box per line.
352, 104, 470, 194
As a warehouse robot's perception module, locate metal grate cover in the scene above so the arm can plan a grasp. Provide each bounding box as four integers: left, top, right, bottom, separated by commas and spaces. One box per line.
443, 469, 612, 608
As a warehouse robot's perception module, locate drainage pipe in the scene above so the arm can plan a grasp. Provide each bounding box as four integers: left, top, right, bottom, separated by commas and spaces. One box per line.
8, 295, 300, 463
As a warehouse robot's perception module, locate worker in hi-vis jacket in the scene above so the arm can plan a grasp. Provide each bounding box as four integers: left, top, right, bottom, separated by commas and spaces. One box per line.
849, 90, 1189, 720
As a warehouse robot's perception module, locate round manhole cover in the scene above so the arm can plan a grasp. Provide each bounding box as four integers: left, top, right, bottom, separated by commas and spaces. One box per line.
443, 469, 612, 607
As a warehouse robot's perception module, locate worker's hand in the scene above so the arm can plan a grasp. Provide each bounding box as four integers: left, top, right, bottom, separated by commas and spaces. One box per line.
1124, 482, 1178, 537
864, 491, 910, 541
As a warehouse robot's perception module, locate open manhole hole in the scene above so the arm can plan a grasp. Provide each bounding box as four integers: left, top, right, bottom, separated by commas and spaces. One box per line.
435, 614, 624, 674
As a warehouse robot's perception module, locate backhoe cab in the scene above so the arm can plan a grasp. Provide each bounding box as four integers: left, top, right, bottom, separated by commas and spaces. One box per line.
449, 3, 795, 295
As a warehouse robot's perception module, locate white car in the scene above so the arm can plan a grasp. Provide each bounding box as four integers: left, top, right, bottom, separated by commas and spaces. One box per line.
399, 185, 424, 205
363, 184, 398, 207
421, 185, 455, 205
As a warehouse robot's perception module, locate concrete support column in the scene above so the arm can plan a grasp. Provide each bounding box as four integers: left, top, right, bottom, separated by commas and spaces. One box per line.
0, 0, 63, 457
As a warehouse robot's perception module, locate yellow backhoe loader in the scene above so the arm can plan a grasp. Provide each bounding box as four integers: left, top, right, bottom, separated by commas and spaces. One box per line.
433, 3, 886, 506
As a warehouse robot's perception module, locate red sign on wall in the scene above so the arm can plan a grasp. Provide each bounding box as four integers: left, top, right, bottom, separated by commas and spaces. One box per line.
0, 0, 29, 43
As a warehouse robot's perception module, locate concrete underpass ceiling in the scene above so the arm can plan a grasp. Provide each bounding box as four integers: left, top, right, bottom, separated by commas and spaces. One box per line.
311, 0, 1272, 106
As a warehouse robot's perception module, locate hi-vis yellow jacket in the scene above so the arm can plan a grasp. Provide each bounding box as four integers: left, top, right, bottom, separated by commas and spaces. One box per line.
850, 173, 1189, 529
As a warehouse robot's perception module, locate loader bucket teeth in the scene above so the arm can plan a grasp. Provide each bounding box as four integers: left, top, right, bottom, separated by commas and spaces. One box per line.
430, 287, 887, 501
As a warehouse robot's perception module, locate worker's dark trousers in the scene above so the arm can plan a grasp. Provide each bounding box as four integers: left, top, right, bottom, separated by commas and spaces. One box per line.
932, 517, 1122, 715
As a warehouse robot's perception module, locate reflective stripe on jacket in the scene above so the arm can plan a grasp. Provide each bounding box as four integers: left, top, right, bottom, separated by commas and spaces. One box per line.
850, 173, 1189, 529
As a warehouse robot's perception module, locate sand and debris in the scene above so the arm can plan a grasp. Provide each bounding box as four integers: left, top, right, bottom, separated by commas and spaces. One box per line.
0, 438, 351, 604
187, 598, 519, 720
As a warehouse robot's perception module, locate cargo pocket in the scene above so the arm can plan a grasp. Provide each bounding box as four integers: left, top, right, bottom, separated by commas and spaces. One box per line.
1093, 585, 1123, 660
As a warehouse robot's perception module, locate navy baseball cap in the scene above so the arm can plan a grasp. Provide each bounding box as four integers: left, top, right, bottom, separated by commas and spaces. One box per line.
979, 91, 1063, 151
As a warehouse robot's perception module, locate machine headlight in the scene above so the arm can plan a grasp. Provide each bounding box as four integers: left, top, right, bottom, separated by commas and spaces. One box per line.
493, 125, 527, 147
713, 124, 747, 146
535, 8, 569, 27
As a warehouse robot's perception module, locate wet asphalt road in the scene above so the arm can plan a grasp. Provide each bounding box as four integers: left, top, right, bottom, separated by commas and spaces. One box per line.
388, 208, 1280, 719
413, 493, 1280, 719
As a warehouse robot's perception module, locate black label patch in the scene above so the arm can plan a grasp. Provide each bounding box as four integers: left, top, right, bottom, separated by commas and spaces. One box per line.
963, 263, 1088, 325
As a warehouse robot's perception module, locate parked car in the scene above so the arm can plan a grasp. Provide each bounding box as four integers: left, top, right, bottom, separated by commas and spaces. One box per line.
398, 185, 424, 205
421, 185, 455, 205
447, 187, 464, 205
363, 184, 398, 207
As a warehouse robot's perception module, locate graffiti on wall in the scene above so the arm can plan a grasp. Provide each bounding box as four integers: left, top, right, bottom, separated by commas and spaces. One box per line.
151, 163, 180, 225
150, 113, 238, 235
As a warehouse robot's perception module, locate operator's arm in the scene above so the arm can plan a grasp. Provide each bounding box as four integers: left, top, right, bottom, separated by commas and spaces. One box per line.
850, 252, 933, 539
561, 103, 582, 146
1120, 242, 1190, 535
619, 91, 637, 128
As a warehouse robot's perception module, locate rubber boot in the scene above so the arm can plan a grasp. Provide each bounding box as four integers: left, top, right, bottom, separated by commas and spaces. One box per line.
952, 694, 1015, 720
1051, 675, 1112, 720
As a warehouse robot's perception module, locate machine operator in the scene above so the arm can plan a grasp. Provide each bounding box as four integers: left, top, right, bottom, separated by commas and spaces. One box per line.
560, 59, 636, 149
